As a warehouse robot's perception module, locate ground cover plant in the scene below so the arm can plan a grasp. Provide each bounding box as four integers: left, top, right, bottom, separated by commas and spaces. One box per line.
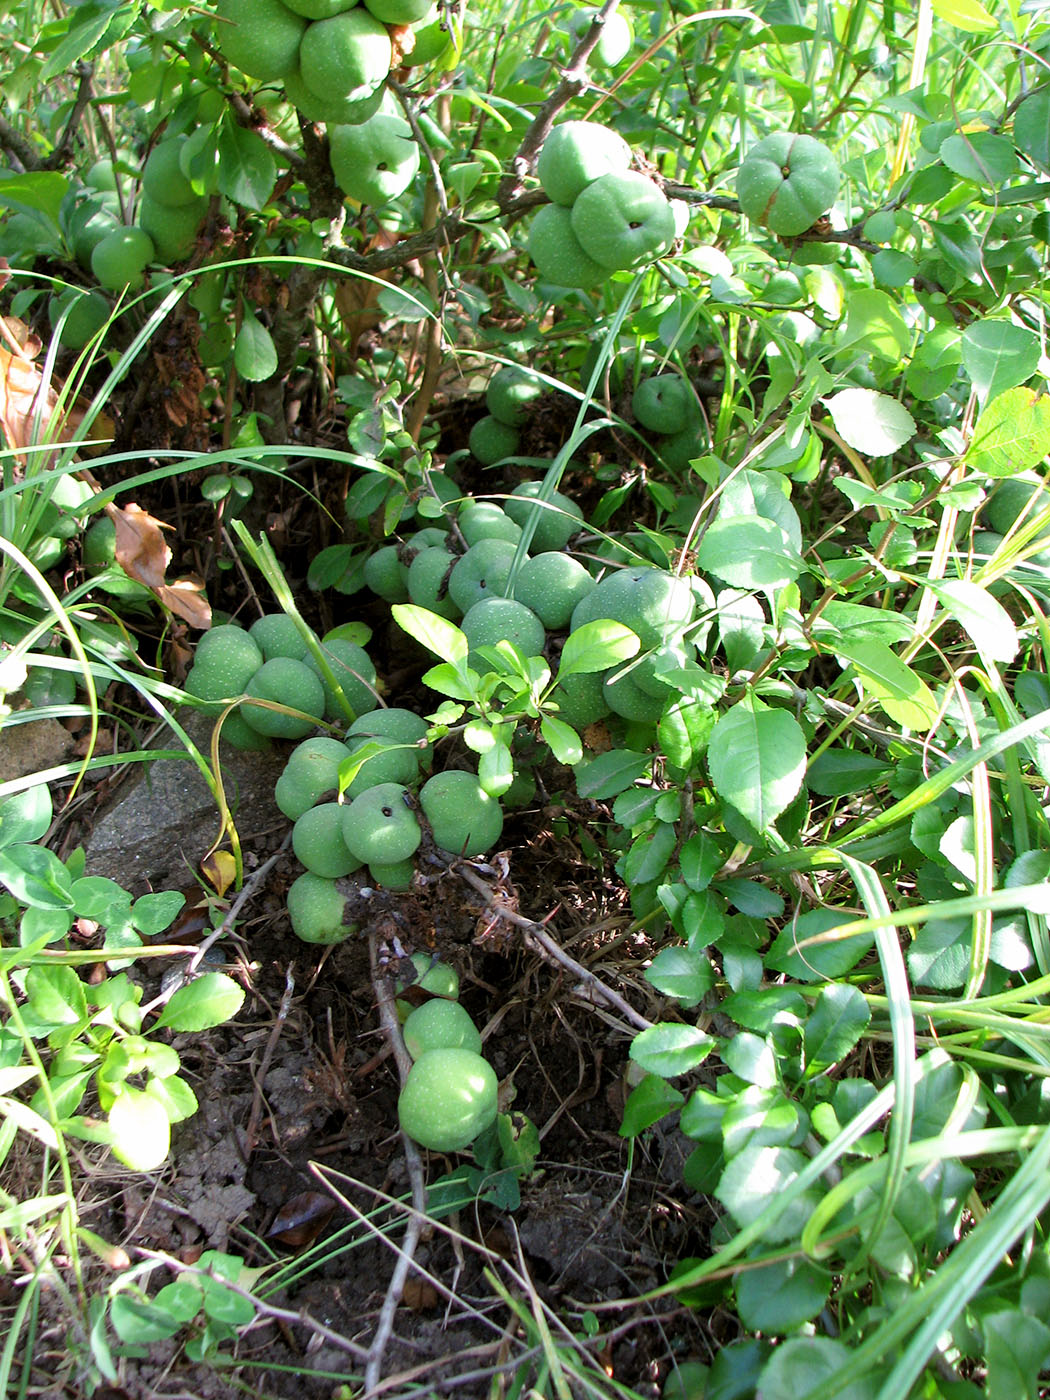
4, 0, 1050, 1394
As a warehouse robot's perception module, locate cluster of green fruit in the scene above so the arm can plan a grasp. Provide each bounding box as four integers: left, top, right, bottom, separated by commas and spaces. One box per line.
735, 131, 840, 237
394, 953, 499, 1152
528, 121, 682, 290
214, 0, 443, 205
466, 363, 545, 466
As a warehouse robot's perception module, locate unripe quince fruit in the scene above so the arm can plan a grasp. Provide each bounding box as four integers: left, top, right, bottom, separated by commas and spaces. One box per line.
298, 9, 392, 103
329, 113, 420, 207
570, 172, 675, 271
420, 770, 503, 857
341, 783, 421, 864
397, 1048, 498, 1150
735, 132, 840, 237
214, 0, 306, 80
528, 203, 606, 290
91, 226, 154, 291
242, 657, 325, 738
402, 1000, 482, 1059
537, 120, 632, 206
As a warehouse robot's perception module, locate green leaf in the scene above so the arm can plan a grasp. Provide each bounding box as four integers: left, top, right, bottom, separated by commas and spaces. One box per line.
0, 844, 75, 910
109, 1293, 183, 1344
40, 2, 139, 82
824, 388, 915, 456
644, 946, 714, 1007
619, 1074, 685, 1137
421, 662, 478, 701
925, 578, 1018, 664
629, 1023, 715, 1078
838, 287, 911, 362
0, 170, 69, 220
808, 749, 892, 797
766, 908, 875, 982
962, 320, 1040, 405
557, 620, 640, 679
234, 313, 278, 382
831, 636, 939, 730
984, 1310, 1050, 1400
0, 786, 53, 849
715, 1144, 824, 1243
132, 890, 187, 937
154, 972, 245, 1032
25, 963, 87, 1026
392, 604, 468, 665
575, 749, 651, 799
694, 515, 803, 591
905, 324, 962, 400
965, 386, 1050, 477
723, 1032, 777, 1088
1014, 88, 1050, 174
707, 696, 806, 832
939, 132, 1017, 186
539, 714, 582, 765
478, 739, 514, 797
218, 120, 276, 211
735, 1254, 830, 1333
803, 983, 871, 1076
756, 1336, 878, 1400
622, 821, 677, 886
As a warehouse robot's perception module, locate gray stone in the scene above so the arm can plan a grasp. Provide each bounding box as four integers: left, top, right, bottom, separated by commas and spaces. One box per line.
84, 711, 288, 892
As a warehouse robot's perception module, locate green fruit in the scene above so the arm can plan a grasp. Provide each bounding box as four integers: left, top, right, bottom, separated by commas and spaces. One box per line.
458, 501, 521, 546
513, 552, 594, 629
185, 626, 265, 709
462, 597, 546, 664
632, 640, 695, 697
218, 713, 273, 750
282, 0, 356, 18
401, 10, 455, 66
298, 9, 392, 103
85, 158, 119, 192
48, 288, 110, 349
344, 707, 429, 795
632, 375, 694, 435
603, 666, 666, 722
407, 545, 460, 619
292, 802, 362, 877
572, 566, 696, 650
329, 113, 420, 206
82, 516, 117, 569
403, 1000, 482, 1059
249, 613, 317, 661
397, 1048, 498, 1150
420, 770, 504, 857
396, 951, 459, 1018
528, 202, 606, 289
214, 0, 307, 79
504, 480, 584, 553
485, 366, 543, 427
287, 871, 354, 943
368, 858, 416, 890
570, 172, 675, 271
536, 120, 632, 207
139, 193, 203, 264
548, 669, 611, 727
90, 226, 154, 291
67, 197, 120, 269
986, 474, 1050, 539
305, 637, 379, 720
363, 544, 410, 601
363, 0, 432, 21
661, 1361, 709, 1400
282, 69, 386, 125
275, 736, 353, 818
448, 538, 516, 613
142, 139, 198, 208
341, 782, 421, 863
568, 6, 633, 65
242, 657, 326, 738
659, 424, 708, 472
468, 415, 520, 465
409, 526, 451, 550
735, 132, 840, 237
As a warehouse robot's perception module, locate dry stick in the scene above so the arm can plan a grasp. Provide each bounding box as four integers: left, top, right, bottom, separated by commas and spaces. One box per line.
364, 931, 430, 1396
453, 862, 654, 1033
242, 964, 296, 1158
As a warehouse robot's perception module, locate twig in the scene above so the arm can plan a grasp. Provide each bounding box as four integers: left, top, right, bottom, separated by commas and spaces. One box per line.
47, 62, 95, 171
364, 930, 430, 1395
242, 964, 296, 1158
453, 862, 654, 1033
188, 830, 294, 974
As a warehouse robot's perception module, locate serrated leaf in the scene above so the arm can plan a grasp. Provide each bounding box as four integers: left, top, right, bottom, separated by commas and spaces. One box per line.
153, 972, 244, 1032
557, 620, 640, 679
715, 1144, 823, 1243
218, 120, 277, 211
392, 604, 468, 664
619, 1074, 685, 1137
803, 983, 871, 1076
706, 696, 806, 832
962, 320, 1040, 405
644, 946, 715, 1007
735, 1254, 830, 1333
1015, 88, 1050, 173
540, 714, 583, 765
629, 1023, 714, 1077
824, 388, 916, 456
939, 132, 1017, 185
575, 749, 651, 799
926, 578, 1018, 663
965, 386, 1050, 477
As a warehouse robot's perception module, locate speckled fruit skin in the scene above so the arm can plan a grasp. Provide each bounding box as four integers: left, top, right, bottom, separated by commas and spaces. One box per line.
287, 871, 353, 944
536, 120, 632, 206
397, 1048, 498, 1150
402, 1000, 482, 1060
735, 132, 840, 237
419, 770, 504, 857
570, 172, 675, 271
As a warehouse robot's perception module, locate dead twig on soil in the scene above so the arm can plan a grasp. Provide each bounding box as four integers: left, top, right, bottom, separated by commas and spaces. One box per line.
454, 861, 654, 1034
242, 964, 296, 1158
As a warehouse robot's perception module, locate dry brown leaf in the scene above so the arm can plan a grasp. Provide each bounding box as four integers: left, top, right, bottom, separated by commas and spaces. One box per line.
107, 502, 212, 629
0, 315, 112, 465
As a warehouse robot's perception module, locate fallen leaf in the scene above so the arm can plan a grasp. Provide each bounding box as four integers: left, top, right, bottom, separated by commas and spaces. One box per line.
0, 316, 109, 465
401, 1277, 440, 1310
266, 1191, 336, 1248
202, 850, 237, 898
107, 502, 212, 629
